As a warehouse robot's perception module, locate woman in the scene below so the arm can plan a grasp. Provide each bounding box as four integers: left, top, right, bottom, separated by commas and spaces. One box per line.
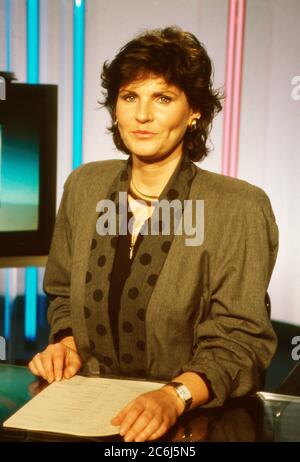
28, 26, 279, 442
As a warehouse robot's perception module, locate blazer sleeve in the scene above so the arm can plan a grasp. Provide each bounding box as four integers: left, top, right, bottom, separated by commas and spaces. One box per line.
180, 189, 279, 407
43, 167, 83, 343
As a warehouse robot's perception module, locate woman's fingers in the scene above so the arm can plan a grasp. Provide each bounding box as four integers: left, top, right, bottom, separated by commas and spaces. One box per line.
117, 403, 144, 436
28, 357, 41, 377
28, 343, 81, 383
52, 344, 66, 381
111, 389, 180, 442
35, 346, 58, 383
41, 351, 56, 383
64, 348, 82, 379
111, 398, 139, 428
123, 411, 161, 442
29, 353, 47, 381
146, 421, 169, 441
112, 397, 163, 441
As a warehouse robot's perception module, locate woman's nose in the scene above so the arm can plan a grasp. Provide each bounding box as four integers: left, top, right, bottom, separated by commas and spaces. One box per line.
135, 100, 153, 123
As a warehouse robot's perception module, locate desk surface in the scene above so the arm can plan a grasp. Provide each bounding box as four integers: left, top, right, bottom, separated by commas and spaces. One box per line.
1, 364, 300, 442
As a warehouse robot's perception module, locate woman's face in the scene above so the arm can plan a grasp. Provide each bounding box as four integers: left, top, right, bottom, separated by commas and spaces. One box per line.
115, 75, 200, 162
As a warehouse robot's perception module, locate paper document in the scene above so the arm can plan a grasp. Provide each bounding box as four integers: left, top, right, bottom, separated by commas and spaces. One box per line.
3, 375, 164, 437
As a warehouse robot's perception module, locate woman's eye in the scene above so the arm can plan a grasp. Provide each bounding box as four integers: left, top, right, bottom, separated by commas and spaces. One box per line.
122, 94, 136, 102
158, 96, 172, 104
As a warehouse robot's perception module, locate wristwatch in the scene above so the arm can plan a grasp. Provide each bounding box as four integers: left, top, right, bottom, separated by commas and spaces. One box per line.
165, 382, 193, 412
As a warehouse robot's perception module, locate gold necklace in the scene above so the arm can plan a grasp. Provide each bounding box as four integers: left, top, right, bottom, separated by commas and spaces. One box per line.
129, 232, 138, 260
129, 178, 159, 203
128, 179, 158, 259
129, 215, 144, 260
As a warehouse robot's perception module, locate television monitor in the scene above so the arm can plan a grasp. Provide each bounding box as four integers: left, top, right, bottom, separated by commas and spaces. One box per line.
0, 72, 57, 267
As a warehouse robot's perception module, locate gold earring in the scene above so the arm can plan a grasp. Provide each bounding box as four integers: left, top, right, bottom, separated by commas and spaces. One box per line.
113, 118, 118, 127
189, 118, 199, 131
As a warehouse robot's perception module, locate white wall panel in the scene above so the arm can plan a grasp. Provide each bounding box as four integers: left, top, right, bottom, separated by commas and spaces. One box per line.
0, 0, 6, 70
40, 0, 73, 208
10, 0, 26, 82
192, 0, 228, 172
238, 0, 300, 324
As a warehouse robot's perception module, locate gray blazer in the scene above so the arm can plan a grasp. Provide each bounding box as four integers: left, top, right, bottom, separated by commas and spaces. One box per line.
44, 159, 279, 407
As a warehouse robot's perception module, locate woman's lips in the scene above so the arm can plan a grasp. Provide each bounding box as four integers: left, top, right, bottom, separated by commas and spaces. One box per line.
132, 130, 156, 135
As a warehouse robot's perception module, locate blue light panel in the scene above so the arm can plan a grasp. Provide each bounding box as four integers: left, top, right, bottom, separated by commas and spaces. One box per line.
73, 0, 85, 169
25, 0, 39, 340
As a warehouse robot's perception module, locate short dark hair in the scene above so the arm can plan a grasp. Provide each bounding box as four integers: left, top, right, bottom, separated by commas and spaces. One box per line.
100, 26, 223, 162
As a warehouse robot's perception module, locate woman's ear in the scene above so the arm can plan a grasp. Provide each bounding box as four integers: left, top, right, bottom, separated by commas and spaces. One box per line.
188, 111, 201, 130
188, 111, 201, 126
193, 111, 201, 120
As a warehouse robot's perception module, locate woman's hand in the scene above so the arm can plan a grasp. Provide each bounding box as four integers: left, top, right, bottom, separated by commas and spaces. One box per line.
111, 386, 185, 442
28, 336, 82, 384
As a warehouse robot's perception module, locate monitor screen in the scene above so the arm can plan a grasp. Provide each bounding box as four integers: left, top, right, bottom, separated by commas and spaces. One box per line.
0, 75, 57, 262
0, 103, 40, 232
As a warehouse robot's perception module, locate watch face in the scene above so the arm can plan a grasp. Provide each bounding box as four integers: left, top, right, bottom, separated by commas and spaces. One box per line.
167, 382, 192, 409
178, 385, 192, 401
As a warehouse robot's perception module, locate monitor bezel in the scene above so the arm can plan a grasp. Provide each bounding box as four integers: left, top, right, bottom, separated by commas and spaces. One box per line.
0, 81, 57, 264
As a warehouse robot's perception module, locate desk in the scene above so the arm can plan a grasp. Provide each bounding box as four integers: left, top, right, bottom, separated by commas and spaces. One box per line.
1, 364, 300, 442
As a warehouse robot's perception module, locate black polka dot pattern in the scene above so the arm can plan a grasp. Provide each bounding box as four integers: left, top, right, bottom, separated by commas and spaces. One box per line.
128, 287, 139, 299
102, 356, 113, 367
83, 156, 196, 378
147, 274, 158, 286
123, 322, 134, 333
167, 188, 179, 200
98, 255, 106, 267
137, 309, 146, 321
137, 340, 145, 351
85, 272, 92, 284
161, 241, 172, 253
91, 238, 97, 250
121, 354, 133, 364
140, 253, 152, 265
93, 289, 103, 302
84, 306, 91, 319
96, 324, 107, 336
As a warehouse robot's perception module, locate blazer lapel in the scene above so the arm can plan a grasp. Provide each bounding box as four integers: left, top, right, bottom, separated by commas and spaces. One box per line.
83, 159, 132, 374
118, 155, 198, 376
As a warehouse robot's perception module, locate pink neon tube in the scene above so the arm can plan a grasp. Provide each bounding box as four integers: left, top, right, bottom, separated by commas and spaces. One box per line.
230, 0, 246, 177
222, 0, 237, 175
222, 0, 246, 177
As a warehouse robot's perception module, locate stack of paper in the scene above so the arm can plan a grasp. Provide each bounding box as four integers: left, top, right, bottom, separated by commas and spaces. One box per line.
3, 375, 164, 437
